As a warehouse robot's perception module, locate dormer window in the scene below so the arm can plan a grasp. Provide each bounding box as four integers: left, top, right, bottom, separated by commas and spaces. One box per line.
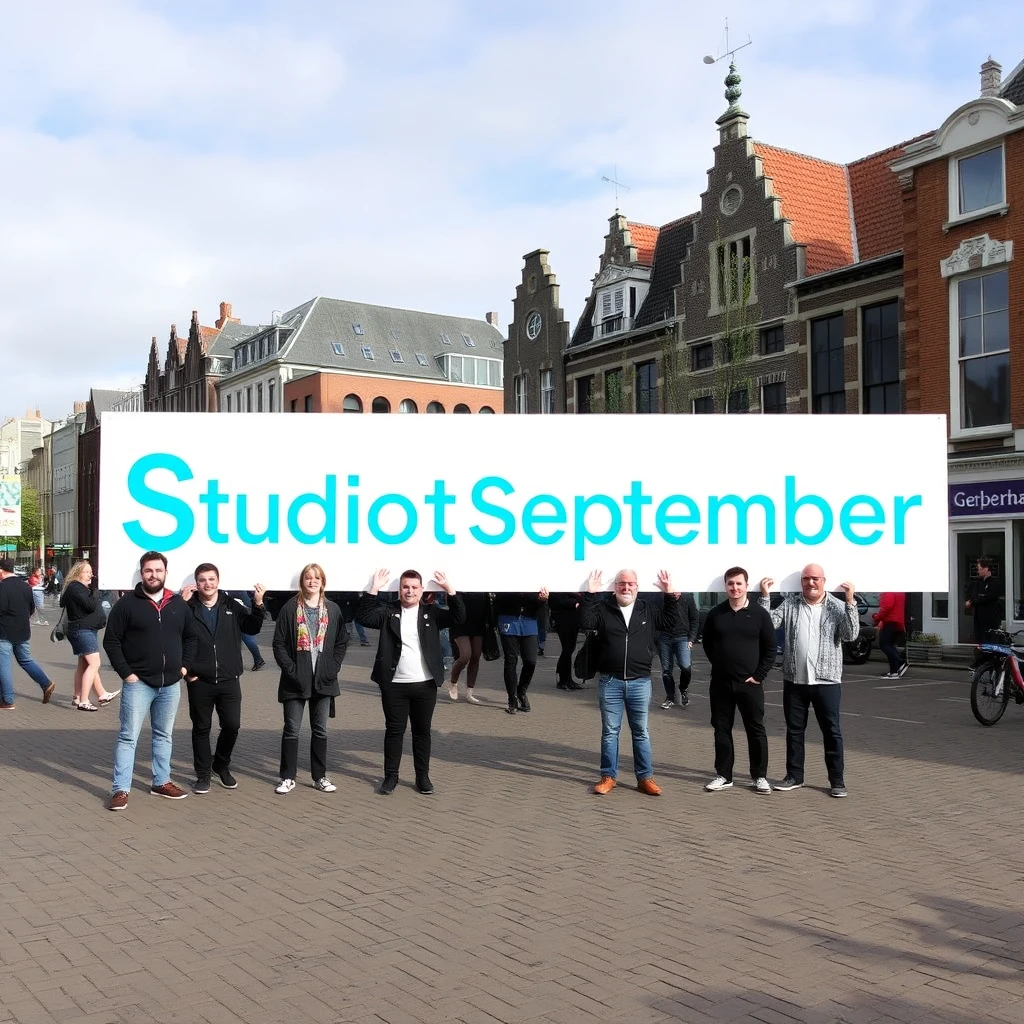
956, 145, 1004, 217
361, 345, 374, 360
462, 333, 476, 347
389, 349, 404, 363
331, 342, 344, 356
415, 352, 428, 366
352, 323, 364, 335
440, 331, 452, 346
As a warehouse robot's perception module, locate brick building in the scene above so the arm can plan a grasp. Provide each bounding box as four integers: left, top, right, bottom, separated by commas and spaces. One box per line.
893, 56, 1024, 642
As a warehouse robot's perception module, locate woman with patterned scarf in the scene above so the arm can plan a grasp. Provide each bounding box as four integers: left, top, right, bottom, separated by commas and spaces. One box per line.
271, 563, 348, 794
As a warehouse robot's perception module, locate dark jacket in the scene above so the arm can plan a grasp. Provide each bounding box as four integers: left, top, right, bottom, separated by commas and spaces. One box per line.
271, 597, 347, 701
0, 575, 34, 644
492, 592, 545, 620
548, 592, 582, 633
578, 591, 681, 680
103, 585, 198, 688
658, 592, 699, 642
59, 580, 107, 630
702, 599, 776, 685
357, 592, 466, 686
972, 575, 1003, 634
186, 591, 266, 683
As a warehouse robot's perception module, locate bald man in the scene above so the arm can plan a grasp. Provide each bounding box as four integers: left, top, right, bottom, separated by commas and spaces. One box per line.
759, 565, 859, 798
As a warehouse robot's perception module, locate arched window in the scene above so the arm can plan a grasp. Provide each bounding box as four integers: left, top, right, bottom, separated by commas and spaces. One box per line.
399, 399, 418, 414
343, 394, 362, 413
478, 406, 495, 414
371, 397, 391, 414
453, 403, 471, 414
426, 401, 445, 414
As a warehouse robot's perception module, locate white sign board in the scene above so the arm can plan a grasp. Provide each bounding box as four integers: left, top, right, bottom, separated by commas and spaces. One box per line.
99, 412, 950, 593
0, 476, 21, 537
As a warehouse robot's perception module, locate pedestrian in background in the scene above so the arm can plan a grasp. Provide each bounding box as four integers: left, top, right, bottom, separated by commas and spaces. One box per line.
447, 591, 488, 703
0, 558, 57, 709
549, 592, 585, 690
493, 591, 548, 714
873, 592, 907, 679
658, 591, 699, 709
966, 557, 1002, 648
29, 566, 48, 625
60, 560, 118, 711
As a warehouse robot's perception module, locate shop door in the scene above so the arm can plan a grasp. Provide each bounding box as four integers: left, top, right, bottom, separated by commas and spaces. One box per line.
958, 532, 1005, 643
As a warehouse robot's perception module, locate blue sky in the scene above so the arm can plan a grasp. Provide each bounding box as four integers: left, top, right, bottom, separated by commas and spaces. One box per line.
1, 0, 1022, 421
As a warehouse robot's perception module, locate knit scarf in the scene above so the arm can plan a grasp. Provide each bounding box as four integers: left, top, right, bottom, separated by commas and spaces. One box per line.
296, 600, 328, 653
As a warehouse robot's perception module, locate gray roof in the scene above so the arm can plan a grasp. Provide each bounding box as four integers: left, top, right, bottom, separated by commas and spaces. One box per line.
223, 296, 504, 382
1000, 57, 1024, 106
205, 319, 262, 359
89, 389, 134, 414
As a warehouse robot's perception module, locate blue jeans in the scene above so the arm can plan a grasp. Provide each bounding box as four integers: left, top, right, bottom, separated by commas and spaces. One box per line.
112, 682, 181, 793
241, 632, 264, 665
656, 635, 692, 699
0, 639, 52, 705
597, 675, 653, 781
782, 680, 844, 786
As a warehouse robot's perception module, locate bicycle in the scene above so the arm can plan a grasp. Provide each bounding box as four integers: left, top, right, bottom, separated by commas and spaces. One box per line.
970, 628, 1024, 726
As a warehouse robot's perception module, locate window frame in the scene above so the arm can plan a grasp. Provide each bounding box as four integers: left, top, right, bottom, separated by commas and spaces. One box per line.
539, 369, 554, 414
761, 324, 785, 355
692, 395, 714, 414
692, 343, 713, 371
862, 299, 901, 414
760, 381, 786, 414
949, 143, 1006, 223
634, 360, 658, 414
514, 373, 528, 414
810, 312, 846, 414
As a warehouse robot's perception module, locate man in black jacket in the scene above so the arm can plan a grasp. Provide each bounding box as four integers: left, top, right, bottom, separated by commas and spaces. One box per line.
103, 551, 198, 811
182, 564, 267, 794
966, 557, 1003, 647
657, 591, 699, 709
579, 568, 679, 797
0, 557, 57, 708
357, 569, 465, 795
701, 566, 776, 796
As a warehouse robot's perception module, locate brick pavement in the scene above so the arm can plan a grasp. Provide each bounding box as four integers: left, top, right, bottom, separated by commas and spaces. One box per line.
2, 617, 1023, 1024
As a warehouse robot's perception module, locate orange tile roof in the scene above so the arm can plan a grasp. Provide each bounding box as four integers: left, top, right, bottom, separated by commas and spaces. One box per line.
198, 324, 219, 354
627, 221, 660, 266
174, 334, 188, 360
753, 143, 854, 276
848, 133, 932, 261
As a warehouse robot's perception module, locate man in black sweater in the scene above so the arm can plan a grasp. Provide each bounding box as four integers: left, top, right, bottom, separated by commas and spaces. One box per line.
182, 563, 267, 794
701, 566, 776, 795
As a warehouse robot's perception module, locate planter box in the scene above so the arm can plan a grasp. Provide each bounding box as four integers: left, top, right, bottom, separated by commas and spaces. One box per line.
906, 643, 937, 665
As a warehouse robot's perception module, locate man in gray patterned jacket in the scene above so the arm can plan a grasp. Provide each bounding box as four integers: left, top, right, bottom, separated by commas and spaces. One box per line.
759, 564, 859, 798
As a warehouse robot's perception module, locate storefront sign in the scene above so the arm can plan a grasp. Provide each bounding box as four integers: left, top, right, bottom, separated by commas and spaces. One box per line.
949, 479, 1024, 518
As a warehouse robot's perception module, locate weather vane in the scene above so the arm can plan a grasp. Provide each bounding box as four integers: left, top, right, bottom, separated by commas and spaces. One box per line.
600, 165, 631, 211
702, 17, 752, 65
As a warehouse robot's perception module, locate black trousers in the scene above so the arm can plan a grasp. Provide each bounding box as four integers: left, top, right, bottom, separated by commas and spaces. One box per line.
380, 680, 437, 778
555, 626, 578, 684
280, 695, 331, 782
709, 678, 768, 781
501, 634, 538, 699
186, 677, 242, 779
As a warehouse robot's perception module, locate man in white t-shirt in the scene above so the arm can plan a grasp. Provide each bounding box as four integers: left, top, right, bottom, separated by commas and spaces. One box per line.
357, 569, 465, 795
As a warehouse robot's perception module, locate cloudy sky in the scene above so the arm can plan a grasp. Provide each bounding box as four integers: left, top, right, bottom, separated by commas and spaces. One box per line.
2, 0, 1021, 423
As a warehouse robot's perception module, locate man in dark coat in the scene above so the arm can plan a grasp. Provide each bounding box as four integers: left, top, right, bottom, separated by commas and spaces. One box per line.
0, 557, 56, 708
966, 556, 1003, 646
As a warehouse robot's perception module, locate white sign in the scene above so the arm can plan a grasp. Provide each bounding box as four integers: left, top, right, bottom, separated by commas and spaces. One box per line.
0, 475, 21, 537
99, 412, 950, 592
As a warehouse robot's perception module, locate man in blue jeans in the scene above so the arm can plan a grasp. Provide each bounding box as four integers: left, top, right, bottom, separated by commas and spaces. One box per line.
657, 591, 699, 708
103, 551, 198, 811
579, 568, 680, 797
0, 558, 57, 708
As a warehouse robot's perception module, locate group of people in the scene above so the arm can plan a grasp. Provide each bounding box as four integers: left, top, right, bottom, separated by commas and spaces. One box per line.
2, 548, 869, 810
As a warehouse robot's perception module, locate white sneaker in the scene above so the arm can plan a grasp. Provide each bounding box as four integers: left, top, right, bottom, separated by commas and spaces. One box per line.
897, 662, 909, 677
313, 777, 336, 792
704, 775, 733, 792
275, 778, 296, 794
465, 690, 481, 704
880, 672, 899, 679
661, 699, 675, 709
752, 777, 772, 795
446, 684, 458, 701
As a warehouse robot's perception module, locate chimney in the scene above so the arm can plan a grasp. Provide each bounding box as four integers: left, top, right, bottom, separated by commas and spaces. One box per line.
216, 301, 237, 328
73, 401, 86, 414
981, 57, 1002, 97
485, 312, 500, 329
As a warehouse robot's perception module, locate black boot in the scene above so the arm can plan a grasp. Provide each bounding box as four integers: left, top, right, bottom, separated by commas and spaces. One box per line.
378, 774, 399, 795
415, 775, 434, 795
517, 689, 531, 713
506, 697, 518, 715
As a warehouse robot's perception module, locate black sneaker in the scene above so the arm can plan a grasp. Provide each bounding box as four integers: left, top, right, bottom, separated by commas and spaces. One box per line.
252, 659, 266, 671
897, 662, 909, 678
193, 777, 211, 795
378, 775, 399, 795
216, 768, 237, 789
505, 699, 517, 715
775, 776, 803, 791
415, 775, 434, 795
830, 784, 848, 798
679, 690, 690, 707
517, 693, 531, 713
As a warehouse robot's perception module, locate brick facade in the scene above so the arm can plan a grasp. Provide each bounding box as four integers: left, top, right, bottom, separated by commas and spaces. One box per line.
283, 372, 501, 414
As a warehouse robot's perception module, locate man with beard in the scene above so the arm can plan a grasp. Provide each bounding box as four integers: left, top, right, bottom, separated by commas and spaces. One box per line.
103, 551, 198, 811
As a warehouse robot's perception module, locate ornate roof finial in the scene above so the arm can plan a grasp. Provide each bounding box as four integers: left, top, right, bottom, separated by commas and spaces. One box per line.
724, 61, 742, 111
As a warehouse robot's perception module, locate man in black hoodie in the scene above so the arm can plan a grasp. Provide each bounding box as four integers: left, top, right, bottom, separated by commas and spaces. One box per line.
103, 551, 198, 812
181, 563, 267, 794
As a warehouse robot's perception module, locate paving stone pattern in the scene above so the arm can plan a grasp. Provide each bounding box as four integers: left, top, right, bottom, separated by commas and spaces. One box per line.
2, 621, 1023, 1024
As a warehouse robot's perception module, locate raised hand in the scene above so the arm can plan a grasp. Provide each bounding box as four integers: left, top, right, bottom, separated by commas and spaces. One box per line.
656, 569, 672, 593
370, 568, 391, 594
760, 577, 774, 596
839, 581, 856, 603
586, 569, 604, 593
433, 570, 455, 595
252, 583, 267, 606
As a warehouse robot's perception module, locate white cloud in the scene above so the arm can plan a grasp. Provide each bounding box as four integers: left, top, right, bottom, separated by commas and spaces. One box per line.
1, 0, 1022, 420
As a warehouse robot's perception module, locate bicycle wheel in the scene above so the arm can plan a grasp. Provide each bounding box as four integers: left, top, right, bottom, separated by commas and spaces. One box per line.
971, 663, 1011, 726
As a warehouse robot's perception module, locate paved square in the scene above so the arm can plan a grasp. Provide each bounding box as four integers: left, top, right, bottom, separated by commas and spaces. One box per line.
2, 621, 1022, 1023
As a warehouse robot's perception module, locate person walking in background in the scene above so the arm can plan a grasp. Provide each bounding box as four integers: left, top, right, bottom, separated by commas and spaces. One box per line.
0, 558, 58, 709
271, 564, 348, 795
874, 592, 907, 679
493, 591, 548, 714
760, 564, 859, 798
182, 566, 267, 794
581, 568, 680, 797
29, 566, 48, 625
358, 569, 465, 795
224, 591, 267, 670
103, 551, 198, 811
447, 591, 488, 703
549, 592, 585, 690
60, 560, 119, 711
658, 591, 699, 709
702, 567, 776, 796
966, 557, 1002, 647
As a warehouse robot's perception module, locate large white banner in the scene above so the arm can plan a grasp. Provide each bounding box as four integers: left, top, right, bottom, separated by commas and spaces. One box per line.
0, 476, 21, 538
99, 412, 949, 592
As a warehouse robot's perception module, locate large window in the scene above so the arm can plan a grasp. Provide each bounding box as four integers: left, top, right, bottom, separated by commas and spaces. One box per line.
540, 369, 554, 414
958, 269, 1009, 430
811, 313, 845, 413
303, 395, 313, 413
268, 381, 275, 412
692, 395, 714, 414
761, 382, 786, 413
692, 343, 713, 371
514, 374, 527, 414
371, 397, 390, 414
635, 361, 657, 414
576, 375, 593, 414
761, 325, 785, 354
956, 146, 1004, 217
343, 394, 362, 413
399, 399, 418, 413
603, 368, 624, 412
863, 300, 900, 414
712, 233, 755, 310
256, 383, 263, 412
727, 388, 748, 414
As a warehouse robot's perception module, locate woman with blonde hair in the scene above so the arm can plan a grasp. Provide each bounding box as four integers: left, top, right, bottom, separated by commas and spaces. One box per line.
59, 561, 119, 711
271, 563, 347, 794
